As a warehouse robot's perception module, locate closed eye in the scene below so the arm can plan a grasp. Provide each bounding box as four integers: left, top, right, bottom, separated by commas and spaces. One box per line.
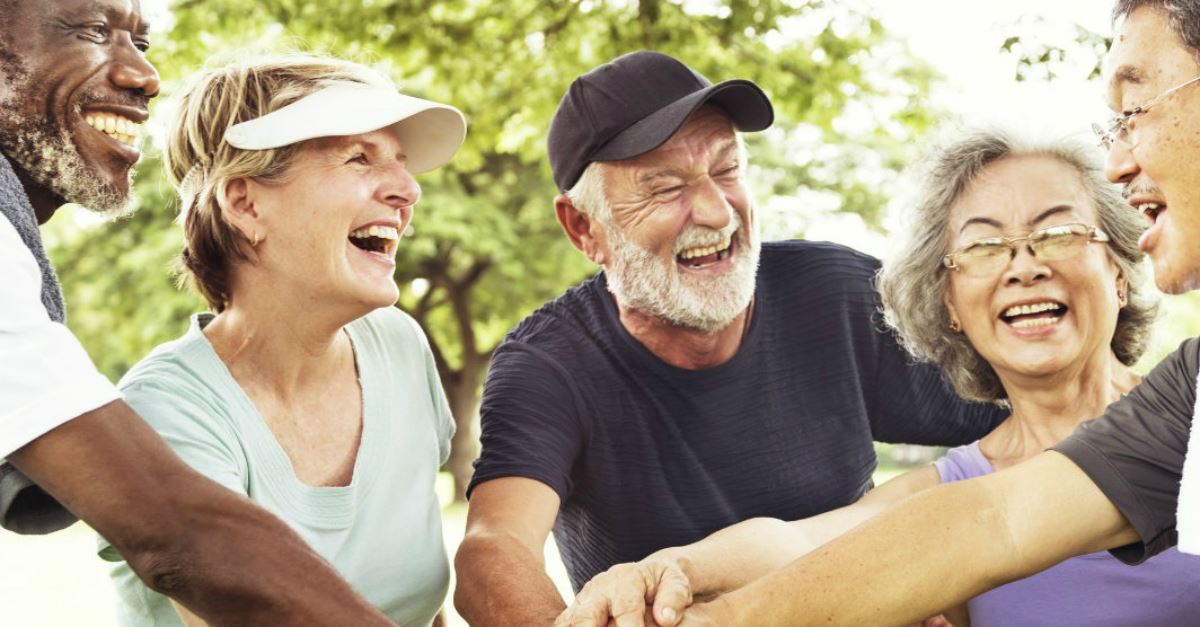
347, 153, 369, 165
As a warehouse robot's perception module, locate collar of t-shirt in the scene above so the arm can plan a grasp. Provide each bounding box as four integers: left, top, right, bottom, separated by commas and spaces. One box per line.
0, 153, 64, 322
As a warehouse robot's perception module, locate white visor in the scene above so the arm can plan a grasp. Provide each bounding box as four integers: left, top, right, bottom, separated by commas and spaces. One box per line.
223, 82, 467, 174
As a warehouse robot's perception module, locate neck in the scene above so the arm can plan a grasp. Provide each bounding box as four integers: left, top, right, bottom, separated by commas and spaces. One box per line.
982, 350, 1140, 464
616, 297, 752, 369
203, 274, 362, 400
13, 165, 63, 224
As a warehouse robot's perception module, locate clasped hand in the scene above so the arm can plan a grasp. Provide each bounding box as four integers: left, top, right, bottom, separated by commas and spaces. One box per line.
555, 556, 706, 627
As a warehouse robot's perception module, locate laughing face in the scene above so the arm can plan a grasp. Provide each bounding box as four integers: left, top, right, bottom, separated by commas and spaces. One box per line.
1103, 6, 1200, 294
944, 156, 1126, 382
0, 0, 157, 218
239, 129, 418, 313
595, 107, 760, 334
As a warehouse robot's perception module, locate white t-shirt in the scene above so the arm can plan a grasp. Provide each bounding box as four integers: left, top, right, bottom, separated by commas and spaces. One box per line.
0, 217, 118, 459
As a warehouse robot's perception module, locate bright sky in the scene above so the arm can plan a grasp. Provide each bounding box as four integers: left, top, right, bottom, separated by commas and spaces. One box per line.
796, 0, 1118, 256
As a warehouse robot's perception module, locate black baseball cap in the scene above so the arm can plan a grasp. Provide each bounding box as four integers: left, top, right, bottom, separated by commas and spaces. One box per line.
547, 50, 774, 191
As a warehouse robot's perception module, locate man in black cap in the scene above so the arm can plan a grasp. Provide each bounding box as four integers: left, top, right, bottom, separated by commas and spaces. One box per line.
453, 50, 1003, 626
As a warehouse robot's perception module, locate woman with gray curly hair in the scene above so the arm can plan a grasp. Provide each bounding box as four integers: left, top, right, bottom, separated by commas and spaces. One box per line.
556, 130, 1200, 627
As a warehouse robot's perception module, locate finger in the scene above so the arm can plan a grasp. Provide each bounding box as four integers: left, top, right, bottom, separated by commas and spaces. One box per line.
559, 594, 612, 627
651, 565, 693, 626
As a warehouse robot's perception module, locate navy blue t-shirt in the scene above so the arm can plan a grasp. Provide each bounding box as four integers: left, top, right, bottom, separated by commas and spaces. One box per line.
469, 240, 1002, 590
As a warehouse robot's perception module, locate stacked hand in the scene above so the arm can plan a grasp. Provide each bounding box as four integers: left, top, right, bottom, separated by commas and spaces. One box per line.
554, 556, 725, 626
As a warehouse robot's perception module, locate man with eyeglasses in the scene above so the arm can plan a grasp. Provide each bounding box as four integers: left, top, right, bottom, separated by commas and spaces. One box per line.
581, 2, 1200, 625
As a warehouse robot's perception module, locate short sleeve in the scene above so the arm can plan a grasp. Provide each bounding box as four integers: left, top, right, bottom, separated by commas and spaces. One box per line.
858, 269, 1003, 444
467, 343, 587, 501
0, 218, 118, 458
414, 320, 455, 467
1054, 337, 1199, 564
97, 378, 246, 562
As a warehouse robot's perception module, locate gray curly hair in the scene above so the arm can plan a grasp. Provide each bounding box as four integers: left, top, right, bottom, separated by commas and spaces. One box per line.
878, 129, 1158, 404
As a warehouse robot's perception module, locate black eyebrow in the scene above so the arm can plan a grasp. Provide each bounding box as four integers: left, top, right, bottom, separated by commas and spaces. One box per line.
1028, 205, 1075, 226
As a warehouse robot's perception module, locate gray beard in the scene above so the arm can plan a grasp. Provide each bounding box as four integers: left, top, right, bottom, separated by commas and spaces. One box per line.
603, 213, 760, 335
0, 78, 132, 215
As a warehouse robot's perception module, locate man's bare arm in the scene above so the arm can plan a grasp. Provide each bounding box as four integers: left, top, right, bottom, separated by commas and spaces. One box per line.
8, 399, 391, 626
694, 452, 1137, 626
455, 477, 565, 626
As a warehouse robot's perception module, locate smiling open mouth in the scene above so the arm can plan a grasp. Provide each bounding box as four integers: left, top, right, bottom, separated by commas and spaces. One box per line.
676, 236, 734, 269
1137, 202, 1166, 224
1000, 301, 1067, 330
84, 112, 141, 147
348, 225, 399, 255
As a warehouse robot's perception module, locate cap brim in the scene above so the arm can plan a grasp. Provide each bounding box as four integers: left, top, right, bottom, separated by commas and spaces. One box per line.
223, 82, 467, 174
590, 79, 773, 163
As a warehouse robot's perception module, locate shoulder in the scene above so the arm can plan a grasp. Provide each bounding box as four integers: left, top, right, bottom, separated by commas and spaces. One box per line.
759, 240, 881, 297
352, 306, 426, 348
933, 441, 993, 483
498, 274, 608, 355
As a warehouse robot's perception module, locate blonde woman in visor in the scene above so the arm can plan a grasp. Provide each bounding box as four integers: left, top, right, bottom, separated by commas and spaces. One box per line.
97, 54, 466, 627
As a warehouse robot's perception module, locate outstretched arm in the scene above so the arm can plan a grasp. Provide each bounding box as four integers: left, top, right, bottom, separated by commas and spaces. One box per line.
9, 400, 391, 626
688, 452, 1136, 626
455, 477, 566, 627
559, 466, 941, 626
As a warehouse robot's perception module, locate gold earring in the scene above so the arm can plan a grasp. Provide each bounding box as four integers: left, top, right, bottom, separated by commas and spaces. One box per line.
251, 230, 261, 247
949, 318, 962, 333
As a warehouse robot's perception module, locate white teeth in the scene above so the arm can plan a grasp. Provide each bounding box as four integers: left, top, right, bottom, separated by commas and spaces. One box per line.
1003, 302, 1062, 318
84, 113, 141, 146
677, 236, 733, 260
348, 225, 400, 241
1010, 316, 1060, 329
1137, 203, 1162, 217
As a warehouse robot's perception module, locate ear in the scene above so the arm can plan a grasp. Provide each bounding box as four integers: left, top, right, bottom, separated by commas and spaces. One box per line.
217, 178, 262, 244
943, 291, 963, 332
1116, 272, 1129, 308
554, 194, 607, 265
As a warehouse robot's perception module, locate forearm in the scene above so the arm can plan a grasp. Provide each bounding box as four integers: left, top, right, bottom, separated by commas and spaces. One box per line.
657, 517, 812, 596
454, 533, 565, 626
716, 473, 1118, 626
10, 401, 391, 626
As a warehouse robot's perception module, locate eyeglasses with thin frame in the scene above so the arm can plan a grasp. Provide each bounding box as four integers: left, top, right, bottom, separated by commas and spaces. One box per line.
1092, 74, 1200, 150
942, 222, 1110, 277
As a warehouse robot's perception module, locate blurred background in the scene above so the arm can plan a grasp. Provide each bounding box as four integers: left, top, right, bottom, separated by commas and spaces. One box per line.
6, 0, 1200, 624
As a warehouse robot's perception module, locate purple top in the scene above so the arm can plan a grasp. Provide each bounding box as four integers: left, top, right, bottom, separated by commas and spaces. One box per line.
934, 442, 1200, 626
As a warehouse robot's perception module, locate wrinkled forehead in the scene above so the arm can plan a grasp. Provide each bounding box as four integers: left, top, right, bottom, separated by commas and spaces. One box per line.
1103, 7, 1197, 107
14, 0, 152, 32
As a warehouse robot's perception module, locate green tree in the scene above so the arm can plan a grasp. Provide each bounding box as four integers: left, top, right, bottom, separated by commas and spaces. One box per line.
49, 0, 941, 499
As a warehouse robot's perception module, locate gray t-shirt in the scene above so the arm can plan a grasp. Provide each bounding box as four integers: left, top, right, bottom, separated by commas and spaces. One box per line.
1054, 336, 1200, 564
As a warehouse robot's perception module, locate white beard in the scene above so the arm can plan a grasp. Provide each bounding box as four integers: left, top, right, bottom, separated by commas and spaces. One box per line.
602, 211, 760, 334
0, 73, 132, 215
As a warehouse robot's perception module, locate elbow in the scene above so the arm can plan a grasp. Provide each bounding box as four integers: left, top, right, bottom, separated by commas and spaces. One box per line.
122, 528, 200, 598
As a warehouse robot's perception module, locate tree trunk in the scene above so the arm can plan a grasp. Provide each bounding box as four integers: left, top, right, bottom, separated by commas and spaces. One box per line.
445, 357, 488, 502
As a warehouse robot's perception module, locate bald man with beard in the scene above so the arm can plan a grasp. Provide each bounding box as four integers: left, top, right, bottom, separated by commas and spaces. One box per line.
0, 0, 390, 624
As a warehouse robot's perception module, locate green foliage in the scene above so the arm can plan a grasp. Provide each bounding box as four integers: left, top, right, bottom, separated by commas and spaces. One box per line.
45, 0, 944, 495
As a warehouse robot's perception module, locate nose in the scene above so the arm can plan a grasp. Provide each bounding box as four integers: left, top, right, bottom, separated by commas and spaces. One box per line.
1103, 137, 1139, 185
688, 178, 734, 231
108, 34, 160, 98
378, 161, 421, 211
1001, 244, 1052, 286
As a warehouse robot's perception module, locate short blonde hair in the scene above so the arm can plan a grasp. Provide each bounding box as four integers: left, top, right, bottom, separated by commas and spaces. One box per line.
167, 53, 392, 311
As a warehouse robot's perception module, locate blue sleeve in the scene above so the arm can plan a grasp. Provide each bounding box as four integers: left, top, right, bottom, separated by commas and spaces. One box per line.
827, 255, 1004, 445
467, 342, 586, 501
97, 377, 246, 562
